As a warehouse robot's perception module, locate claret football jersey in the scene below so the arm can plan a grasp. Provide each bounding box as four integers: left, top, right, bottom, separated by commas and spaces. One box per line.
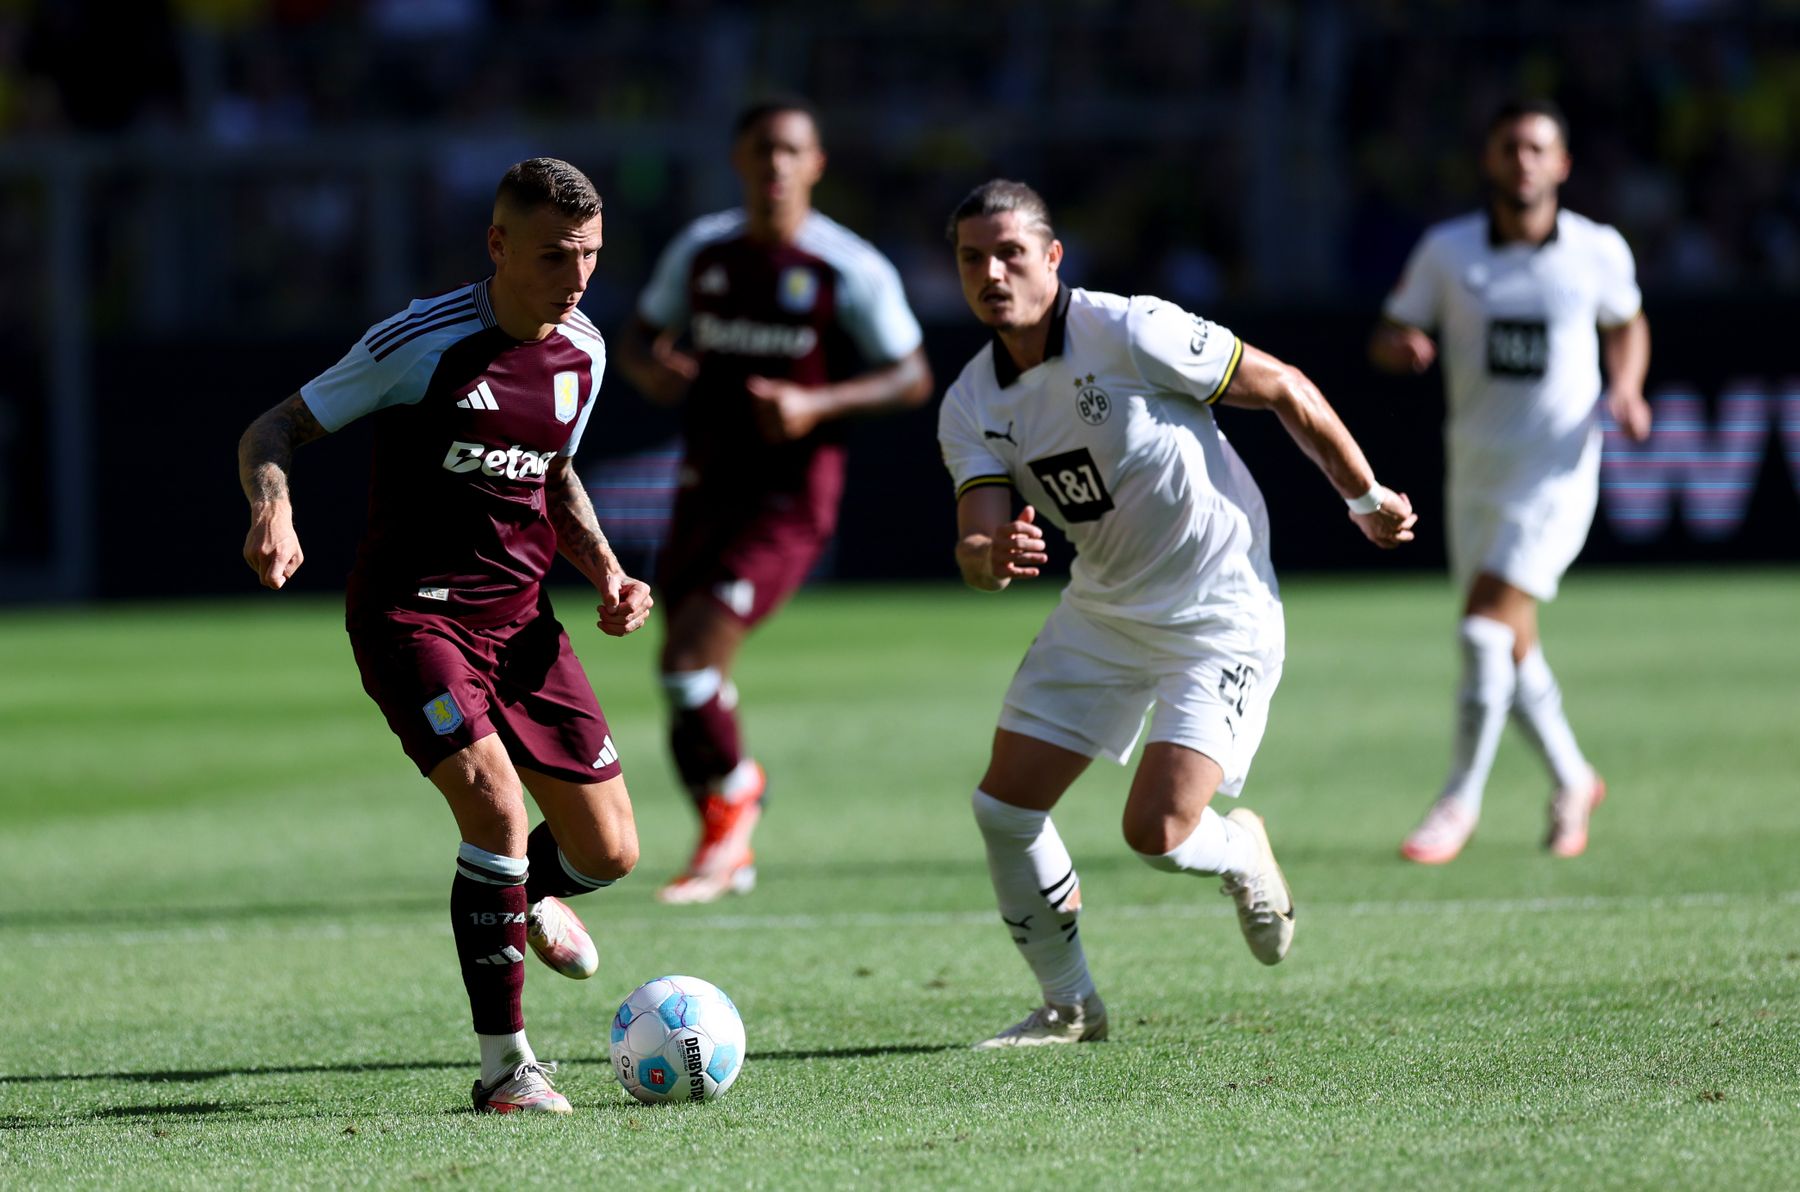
1384, 208, 1640, 491
636, 208, 922, 481
300, 279, 605, 625
938, 286, 1279, 633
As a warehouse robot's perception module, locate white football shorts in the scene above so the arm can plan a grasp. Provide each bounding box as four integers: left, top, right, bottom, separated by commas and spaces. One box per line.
997, 598, 1285, 797
1448, 439, 1599, 602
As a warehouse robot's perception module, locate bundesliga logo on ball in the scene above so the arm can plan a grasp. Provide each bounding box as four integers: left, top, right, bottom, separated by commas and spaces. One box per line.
610, 975, 746, 1104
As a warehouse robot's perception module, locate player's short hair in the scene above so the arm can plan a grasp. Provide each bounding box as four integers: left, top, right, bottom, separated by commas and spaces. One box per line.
494, 158, 603, 221
1487, 98, 1571, 152
945, 179, 1055, 246
732, 97, 821, 142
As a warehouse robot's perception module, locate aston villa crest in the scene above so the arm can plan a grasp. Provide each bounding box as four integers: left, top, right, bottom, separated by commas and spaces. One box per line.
553, 371, 580, 424
778, 266, 818, 313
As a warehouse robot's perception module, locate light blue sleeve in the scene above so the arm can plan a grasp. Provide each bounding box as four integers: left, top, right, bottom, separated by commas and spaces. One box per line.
299, 327, 443, 431
636, 235, 696, 330
560, 332, 607, 457
836, 247, 924, 364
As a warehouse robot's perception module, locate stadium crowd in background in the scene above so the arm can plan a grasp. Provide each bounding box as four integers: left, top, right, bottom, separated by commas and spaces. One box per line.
1, 2, 1797, 339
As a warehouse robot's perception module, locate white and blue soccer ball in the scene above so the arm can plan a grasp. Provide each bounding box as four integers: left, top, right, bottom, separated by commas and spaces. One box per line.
610, 975, 746, 1104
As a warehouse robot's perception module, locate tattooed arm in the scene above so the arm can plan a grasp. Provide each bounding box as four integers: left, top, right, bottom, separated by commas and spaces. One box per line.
239, 392, 328, 590
545, 456, 654, 637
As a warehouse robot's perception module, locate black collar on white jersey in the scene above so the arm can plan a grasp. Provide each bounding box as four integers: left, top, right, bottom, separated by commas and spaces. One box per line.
1485, 206, 1561, 250
990, 283, 1073, 389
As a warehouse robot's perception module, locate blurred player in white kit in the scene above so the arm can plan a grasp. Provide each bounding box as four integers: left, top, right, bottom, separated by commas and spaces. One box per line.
1371, 99, 1652, 864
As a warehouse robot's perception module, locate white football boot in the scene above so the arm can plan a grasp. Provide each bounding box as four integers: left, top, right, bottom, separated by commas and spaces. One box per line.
1400, 795, 1479, 865
974, 993, 1109, 1050
1546, 771, 1606, 858
471, 1060, 571, 1114
1220, 808, 1295, 965
526, 896, 598, 980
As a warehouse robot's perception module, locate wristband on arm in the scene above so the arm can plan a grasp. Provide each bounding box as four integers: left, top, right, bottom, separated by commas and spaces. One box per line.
1346, 484, 1389, 515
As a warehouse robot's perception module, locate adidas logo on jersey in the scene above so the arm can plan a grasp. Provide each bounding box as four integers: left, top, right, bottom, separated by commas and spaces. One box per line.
441, 440, 558, 479
456, 381, 499, 410
591, 735, 619, 770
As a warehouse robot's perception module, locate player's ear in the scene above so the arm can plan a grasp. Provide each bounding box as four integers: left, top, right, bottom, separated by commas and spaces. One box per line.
487, 223, 506, 268
1046, 238, 1064, 271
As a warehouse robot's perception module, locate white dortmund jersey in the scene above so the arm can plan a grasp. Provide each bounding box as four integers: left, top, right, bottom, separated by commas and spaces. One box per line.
939, 286, 1279, 634
1384, 208, 1640, 496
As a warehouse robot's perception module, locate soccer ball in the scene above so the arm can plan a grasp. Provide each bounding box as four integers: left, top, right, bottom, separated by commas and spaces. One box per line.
609, 975, 746, 1104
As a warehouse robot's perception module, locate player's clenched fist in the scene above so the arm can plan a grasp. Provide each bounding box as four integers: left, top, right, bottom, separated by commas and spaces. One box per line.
990, 504, 1049, 580
244, 504, 304, 590
596, 573, 654, 637
1348, 488, 1419, 550
746, 375, 825, 443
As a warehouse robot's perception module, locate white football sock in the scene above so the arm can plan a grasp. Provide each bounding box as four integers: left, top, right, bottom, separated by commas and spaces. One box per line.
1133, 806, 1255, 880
478, 1030, 536, 1087
659, 667, 722, 709
971, 789, 1095, 1006
1439, 615, 1517, 814
719, 757, 761, 803
1511, 645, 1590, 791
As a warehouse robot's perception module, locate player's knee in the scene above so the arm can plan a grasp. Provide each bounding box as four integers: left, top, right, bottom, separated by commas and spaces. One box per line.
592, 838, 639, 881
1120, 808, 1185, 857
563, 835, 638, 883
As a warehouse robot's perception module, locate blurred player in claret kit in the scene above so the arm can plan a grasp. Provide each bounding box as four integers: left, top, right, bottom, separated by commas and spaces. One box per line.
939, 180, 1417, 1048
1371, 100, 1652, 865
238, 158, 652, 1114
615, 98, 932, 905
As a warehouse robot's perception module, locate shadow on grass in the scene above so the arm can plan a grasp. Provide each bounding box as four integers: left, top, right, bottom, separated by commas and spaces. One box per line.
0, 1059, 469, 1085
750, 1043, 959, 1062
0, 894, 443, 931
91, 1101, 254, 1119
0, 1043, 959, 1088
1, 1101, 257, 1131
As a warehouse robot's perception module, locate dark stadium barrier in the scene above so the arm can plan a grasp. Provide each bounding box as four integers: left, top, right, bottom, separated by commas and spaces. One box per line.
0, 341, 49, 574
31, 300, 1800, 602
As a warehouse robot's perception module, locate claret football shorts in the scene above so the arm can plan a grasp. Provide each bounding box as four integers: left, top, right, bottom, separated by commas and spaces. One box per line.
348, 597, 623, 786
997, 598, 1285, 796
656, 450, 845, 627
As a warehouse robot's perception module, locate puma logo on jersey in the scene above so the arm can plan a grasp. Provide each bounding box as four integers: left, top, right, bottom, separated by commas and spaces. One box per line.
691, 312, 818, 358
983, 421, 1017, 445
441, 440, 557, 479
456, 381, 499, 410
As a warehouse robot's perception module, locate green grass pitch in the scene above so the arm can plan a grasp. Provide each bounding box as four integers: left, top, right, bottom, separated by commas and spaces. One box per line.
1, 571, 1796, 1188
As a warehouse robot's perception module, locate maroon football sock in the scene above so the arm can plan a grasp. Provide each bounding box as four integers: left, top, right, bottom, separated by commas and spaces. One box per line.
450, 866, 527, 1035
523, 821, 614, 903
669, 693, 742, 806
